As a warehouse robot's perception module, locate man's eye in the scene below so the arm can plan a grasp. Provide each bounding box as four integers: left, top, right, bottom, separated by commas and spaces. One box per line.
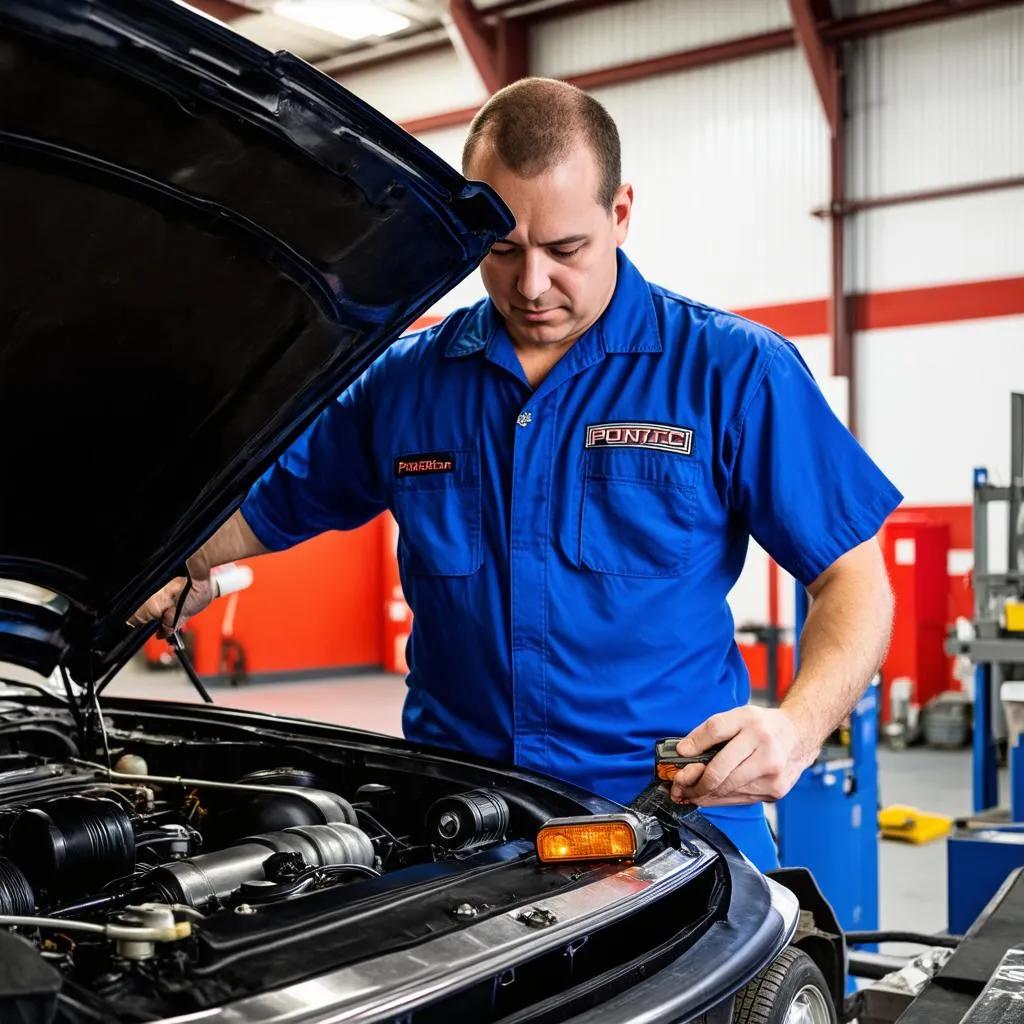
489, 246, 516, 257
551, 247, 582, 259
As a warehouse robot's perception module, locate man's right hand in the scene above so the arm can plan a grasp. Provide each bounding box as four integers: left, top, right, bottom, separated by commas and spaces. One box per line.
126, 558, 215, 637
126, 510, 269, 637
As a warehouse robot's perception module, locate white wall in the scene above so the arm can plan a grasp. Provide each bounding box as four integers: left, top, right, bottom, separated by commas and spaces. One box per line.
340, 47, 487, 123
858, 317, 1024, 503
336, 2, 1024, 631
590, 50, 830, 310
847, 6, 1024, 508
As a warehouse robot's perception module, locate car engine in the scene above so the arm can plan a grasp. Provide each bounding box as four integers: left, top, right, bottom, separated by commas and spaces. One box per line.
0, 700, 571, 1024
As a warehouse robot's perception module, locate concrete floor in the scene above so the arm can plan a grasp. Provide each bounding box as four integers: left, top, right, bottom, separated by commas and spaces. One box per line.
6, 658, 999, 942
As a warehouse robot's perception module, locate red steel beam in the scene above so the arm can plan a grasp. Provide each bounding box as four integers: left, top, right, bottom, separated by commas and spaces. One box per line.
379, 0, 1022, 99
448, 1, 529, 94
496, 14, 529, 83
822, 0, 1023, 41
787, 0, 838, 132
830, 58, 854, 432
561, 29, 793, 89
450, 0, 503, 93
814, 173, 1024, 216
786, 0, 856, 430
481, 0, 625, 21
399, 27, 793, 131
402, 105, 483, 133
485, 0, 1020, 30
181, 0, 251, 22
808, 0, 836, 21
521, 0, 637, 23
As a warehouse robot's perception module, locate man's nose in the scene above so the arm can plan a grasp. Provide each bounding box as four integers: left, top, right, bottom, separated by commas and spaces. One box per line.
517, 251, 552, 303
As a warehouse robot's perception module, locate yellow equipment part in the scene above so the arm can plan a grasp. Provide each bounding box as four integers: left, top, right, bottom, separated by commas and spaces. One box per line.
878, 804, 953, 845
1005, 600, 1024, 633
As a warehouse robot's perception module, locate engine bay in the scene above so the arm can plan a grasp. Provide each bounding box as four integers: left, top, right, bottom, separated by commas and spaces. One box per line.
0, 694, 605, 1023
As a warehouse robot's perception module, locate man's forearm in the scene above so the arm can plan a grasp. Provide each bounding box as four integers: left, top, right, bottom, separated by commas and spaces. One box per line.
187, 509, 269, 577
780, 540, 894, 755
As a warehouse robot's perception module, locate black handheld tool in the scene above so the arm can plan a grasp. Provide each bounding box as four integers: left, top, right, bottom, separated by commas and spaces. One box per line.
654, 737, 728, 781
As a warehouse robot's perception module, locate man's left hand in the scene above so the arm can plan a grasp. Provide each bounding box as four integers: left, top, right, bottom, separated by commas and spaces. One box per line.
669, 707, 818, 807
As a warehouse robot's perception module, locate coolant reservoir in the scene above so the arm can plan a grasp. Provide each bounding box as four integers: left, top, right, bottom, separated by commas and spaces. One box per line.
115, 754, 149, 776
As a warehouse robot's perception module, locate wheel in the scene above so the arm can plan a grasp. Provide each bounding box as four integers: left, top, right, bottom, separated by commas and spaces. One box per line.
732, 947, 836, 1024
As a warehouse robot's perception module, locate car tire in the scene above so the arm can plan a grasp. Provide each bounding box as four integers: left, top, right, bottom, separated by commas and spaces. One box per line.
732, 947, 836, 1024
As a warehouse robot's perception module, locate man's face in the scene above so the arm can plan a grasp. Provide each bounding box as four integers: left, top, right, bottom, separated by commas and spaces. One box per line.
466, 141, 632, 350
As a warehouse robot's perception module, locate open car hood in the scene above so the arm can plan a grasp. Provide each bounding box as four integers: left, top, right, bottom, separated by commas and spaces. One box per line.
0, 0, 514, 682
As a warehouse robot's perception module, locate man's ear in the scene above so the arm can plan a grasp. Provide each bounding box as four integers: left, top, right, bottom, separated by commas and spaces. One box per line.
613, 182, 633, 244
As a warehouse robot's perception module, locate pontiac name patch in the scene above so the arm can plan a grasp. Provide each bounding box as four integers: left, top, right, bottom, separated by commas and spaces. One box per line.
585, 422, 694, 455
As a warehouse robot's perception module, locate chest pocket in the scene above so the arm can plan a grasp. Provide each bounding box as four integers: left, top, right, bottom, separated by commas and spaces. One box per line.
578, 447, 698, 578
392, 447, 482, 577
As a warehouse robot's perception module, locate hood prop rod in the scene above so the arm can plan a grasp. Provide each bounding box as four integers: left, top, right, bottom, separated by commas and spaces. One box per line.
167, 573, 214, 705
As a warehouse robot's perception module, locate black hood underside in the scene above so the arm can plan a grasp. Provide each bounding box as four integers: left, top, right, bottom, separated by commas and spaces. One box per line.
0, 0, 513, 680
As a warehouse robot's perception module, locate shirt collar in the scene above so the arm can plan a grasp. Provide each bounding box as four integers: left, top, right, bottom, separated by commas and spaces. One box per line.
444, 249, 662, 358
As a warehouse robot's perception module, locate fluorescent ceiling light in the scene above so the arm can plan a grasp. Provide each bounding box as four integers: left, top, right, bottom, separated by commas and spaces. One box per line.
272, 1, 411, 40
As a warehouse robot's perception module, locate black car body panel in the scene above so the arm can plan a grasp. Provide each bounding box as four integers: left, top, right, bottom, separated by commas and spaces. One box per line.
0, 0, 513, 682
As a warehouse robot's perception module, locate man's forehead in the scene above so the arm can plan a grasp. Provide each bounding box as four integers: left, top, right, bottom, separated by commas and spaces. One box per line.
466, 137, 600, 185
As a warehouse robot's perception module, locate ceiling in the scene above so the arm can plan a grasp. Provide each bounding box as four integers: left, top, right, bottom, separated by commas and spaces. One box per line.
180, 0, 586, 76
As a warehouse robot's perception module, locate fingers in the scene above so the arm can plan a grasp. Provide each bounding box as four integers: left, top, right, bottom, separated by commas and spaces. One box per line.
686, 752, 791, 807
671, 732, 757, 804
669, 706, 808, 807
125, 579, 186, 630
158, 607, 179, 638
670, 763, 706, 794
675, 708, 749, 757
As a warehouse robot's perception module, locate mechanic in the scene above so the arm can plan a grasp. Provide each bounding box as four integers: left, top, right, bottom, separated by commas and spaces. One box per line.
130, 77, 900, 872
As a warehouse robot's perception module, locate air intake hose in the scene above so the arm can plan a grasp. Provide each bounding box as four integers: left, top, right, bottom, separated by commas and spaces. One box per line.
146, 823, 374, 909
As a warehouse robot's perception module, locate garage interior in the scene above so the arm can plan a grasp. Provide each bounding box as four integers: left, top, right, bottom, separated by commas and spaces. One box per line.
3, 0, 1024, 1020
119, 0, 1024, 943
88, 0, 1021, 951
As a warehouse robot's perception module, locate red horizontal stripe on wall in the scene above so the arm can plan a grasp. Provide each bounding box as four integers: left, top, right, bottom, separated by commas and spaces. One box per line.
733, 299, 828, 338
733, 276, 1024, 339
415, 277, 1023, 342
854, 276, 1024, 331
735, 276, 1024, 338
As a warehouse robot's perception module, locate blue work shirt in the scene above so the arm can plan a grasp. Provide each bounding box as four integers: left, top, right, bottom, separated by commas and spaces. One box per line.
242, 249, 903, 870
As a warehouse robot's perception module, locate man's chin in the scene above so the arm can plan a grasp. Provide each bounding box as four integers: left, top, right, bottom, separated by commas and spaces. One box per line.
513, 318, 576, 346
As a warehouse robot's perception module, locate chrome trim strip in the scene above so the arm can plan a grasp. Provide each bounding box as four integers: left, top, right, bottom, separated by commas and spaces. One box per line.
163, 844, 717, 1024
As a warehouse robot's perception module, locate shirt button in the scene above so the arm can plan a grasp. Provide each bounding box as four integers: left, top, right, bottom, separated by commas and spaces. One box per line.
517, 411, 533, 428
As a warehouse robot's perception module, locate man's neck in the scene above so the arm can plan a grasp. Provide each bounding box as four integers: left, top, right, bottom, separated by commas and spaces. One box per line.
514, 339, 576, 388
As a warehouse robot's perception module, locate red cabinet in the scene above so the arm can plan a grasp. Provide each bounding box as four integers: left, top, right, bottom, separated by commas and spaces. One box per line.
881, 517, 952, 724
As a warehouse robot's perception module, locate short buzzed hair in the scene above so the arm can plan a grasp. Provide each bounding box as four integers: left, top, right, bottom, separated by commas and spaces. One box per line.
462, 77, 622, 211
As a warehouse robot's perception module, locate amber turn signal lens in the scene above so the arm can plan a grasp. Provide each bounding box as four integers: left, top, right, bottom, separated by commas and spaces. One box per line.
536, 817, 640, 863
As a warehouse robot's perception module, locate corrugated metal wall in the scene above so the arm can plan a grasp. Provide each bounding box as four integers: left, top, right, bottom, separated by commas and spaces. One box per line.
588, 51, 829, 310
847, 6, 1024, 291
530, 0, 790, 78
336, 1, 1024, 625
848, 6, 1024, 509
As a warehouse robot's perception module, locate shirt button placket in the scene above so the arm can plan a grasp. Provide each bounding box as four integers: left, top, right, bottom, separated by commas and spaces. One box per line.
509, 402, 545, 768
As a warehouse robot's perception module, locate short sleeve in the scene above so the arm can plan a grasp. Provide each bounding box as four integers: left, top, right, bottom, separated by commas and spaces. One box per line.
730, 341, 903, 586
240, 362, 386, 551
